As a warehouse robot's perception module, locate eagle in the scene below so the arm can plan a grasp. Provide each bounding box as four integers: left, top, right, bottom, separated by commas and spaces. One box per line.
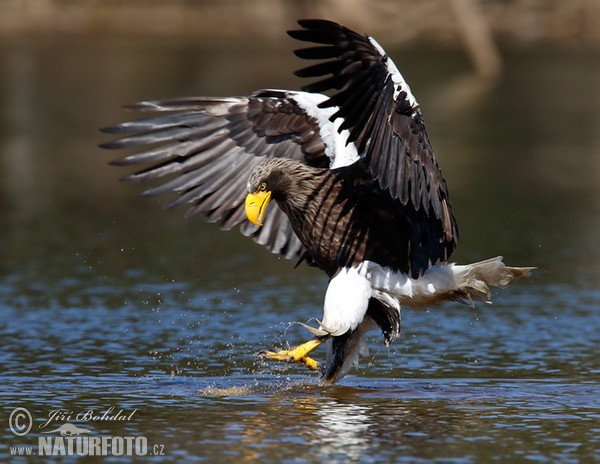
101, 19, 534, 383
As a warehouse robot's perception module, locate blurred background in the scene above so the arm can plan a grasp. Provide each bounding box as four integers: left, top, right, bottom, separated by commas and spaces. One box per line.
2, 0, 600, 45
1, 1, 599, 462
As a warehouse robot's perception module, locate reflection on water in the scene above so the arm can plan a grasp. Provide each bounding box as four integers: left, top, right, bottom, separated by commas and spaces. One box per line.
312, 400, 372, 460
0, 37, 599, 462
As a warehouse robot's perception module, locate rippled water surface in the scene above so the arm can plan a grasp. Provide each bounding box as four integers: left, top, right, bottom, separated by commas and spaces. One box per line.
1, 38, 599, 462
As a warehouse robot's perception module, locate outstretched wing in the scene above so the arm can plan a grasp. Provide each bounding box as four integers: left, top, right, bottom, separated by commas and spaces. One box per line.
288, 19, 459, 276
101, 90, 342, 259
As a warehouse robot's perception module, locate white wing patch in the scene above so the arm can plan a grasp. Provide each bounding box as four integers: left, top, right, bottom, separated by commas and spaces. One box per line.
291, 91, 360, 169
367, 36, 418, 109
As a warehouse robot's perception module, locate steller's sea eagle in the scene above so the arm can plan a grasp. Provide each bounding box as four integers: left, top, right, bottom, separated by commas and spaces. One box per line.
101, 19, 534, 383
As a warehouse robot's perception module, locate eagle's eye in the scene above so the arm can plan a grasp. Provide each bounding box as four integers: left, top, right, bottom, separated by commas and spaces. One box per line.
259, 182, 267, 192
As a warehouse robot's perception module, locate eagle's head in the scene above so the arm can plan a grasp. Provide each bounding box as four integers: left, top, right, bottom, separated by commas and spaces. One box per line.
245, 158, 313, 226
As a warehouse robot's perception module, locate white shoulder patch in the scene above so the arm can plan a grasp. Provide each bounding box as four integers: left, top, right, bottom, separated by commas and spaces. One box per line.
290, 91, 360, 169
320, 264, 372, 336
367, 36, 418, 109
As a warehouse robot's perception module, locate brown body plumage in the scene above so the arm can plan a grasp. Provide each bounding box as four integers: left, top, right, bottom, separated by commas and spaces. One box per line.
247, 157, 420, 278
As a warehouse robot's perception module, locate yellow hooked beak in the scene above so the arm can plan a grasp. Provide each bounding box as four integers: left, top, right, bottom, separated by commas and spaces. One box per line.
245, 190, 272, 226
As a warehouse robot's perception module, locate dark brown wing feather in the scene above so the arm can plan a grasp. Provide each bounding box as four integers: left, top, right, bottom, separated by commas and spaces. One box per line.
100, 91, 329, 260
289, 19, 458, 277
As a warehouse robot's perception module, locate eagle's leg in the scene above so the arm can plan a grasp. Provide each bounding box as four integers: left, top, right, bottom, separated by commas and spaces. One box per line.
259, 336, 330, 371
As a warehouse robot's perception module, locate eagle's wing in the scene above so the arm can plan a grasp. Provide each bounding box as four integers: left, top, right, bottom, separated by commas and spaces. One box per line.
289, 19, 459, 276
101, 91, 345, 259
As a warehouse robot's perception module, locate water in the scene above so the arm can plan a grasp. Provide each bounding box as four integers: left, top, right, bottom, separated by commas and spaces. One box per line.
1, 37, 599, 462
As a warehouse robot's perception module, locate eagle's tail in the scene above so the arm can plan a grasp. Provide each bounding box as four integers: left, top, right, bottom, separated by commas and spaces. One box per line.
445, 256, 535, 306
319, 257, 535, 383
368, 256, 535, 310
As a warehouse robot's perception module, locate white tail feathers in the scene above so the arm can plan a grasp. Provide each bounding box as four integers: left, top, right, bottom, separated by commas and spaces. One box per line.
316, 257, 534, 383
450, 256, 536, 306
366, 256, 535, 310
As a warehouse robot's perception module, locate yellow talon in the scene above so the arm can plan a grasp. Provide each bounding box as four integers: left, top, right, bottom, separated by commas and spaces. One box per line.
258, 337, 328, 371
